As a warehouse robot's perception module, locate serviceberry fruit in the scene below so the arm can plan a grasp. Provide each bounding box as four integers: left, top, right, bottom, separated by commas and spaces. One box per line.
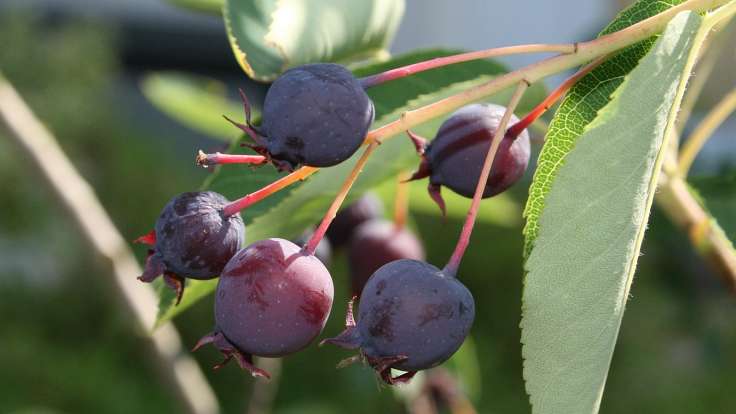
326, 193, 384, 248
135, 191, 244, 304
323, 259, 474, 384
194, 238, 333, 378
407, 103, 530, 214
294, 228, 332, 267
348, 219, 425, 296
230, 63, 375, 171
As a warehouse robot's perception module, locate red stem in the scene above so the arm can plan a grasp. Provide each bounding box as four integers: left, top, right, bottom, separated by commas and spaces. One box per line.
359, 43, 576, 88
222, 167, 318, 217
196, 150, 266, 167
506, 55, 607, 140
444, 82, 528, 277
304, 142, 379, 255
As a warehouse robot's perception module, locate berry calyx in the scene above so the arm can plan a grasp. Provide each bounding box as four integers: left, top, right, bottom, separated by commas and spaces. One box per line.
323, 259, 475, 385
136, 191, 245, 304
228, 63, 375, 171
348, 219, 425, 296
407, 103, 530, 215
195, 238, 333, 378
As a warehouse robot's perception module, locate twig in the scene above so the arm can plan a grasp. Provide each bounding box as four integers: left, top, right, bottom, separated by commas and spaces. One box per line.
656, 174, 736, 292
359, 43, 576, 88
209, 0, 730, 214
246, 358, 282, 414
409, 392, 438, 414
675, 19, 732, 139
366, 0, 729, 144
678, 86, 736, 176
507, 54, 608, 139
0, 74, 220, 414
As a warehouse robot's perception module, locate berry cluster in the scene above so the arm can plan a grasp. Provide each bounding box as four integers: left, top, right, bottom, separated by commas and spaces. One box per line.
135, 59, 535, 383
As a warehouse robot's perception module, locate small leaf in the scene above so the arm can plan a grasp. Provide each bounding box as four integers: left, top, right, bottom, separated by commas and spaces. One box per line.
140, 72, 247, 141
224, 0, 405, 81
521, 11, 702, 414
155, 49, 547, 325
523, 0, 687, 256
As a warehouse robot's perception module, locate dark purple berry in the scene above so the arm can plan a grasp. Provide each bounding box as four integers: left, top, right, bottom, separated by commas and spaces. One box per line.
326, 193, 384, 247
348, 219, 424, 296
194, 238, 333, 378
408, 103, 530, 213
294, 228, 332, 267
136, 191, 244, 304
324, 259, 474, 384
258, 63, 374, 170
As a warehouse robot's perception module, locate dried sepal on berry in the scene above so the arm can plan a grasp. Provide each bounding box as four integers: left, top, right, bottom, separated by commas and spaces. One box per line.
193, 331, 270, 379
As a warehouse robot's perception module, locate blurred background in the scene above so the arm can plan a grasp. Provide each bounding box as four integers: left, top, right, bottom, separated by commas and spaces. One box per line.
0, 0, 734, 413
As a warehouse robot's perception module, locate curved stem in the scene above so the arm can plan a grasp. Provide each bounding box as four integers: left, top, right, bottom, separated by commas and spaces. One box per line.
444, 81, 528, 277
0, 73, 220, 414
506, 55, 608, 140
222, 167, 318, 217
657, 174, 736, 292
678, 86, 736, 176
367, 0, 727, 145
675, 18, 732, 138
360, 43, 576, 88
224, 0, 726, 215
304, 142, 380, 255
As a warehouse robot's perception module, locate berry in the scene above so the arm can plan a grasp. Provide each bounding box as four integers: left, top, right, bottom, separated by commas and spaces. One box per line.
231, 63, 375, 171
194, 238, 334, 378
135, 191, 244, 304
407, 103, 530, 213
323, 259, 474, 384
294, 228, 332, 267
326, 193, 384, 247
348, 219, 425, 296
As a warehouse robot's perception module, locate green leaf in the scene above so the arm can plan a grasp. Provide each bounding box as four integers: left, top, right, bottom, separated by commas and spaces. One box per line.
164, 0, 223, 14
521, 12, 702, 414
155, 49, 547, 326
523, 0, 686, 256
140, 72, 246, 141
223, 0, 405, 81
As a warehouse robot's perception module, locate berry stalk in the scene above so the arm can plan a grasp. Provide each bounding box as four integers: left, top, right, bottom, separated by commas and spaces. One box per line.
393, 171, 411, 229
506, 55, 608, 140
304, 142, 380, 255
219, 0, 725, 216
195, 150, 266, 167
365, 0, 725, 146
678, 86, 736, 176
359, 43, 577, 88
444, 81, 529, 277
222, 167, 318, 217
